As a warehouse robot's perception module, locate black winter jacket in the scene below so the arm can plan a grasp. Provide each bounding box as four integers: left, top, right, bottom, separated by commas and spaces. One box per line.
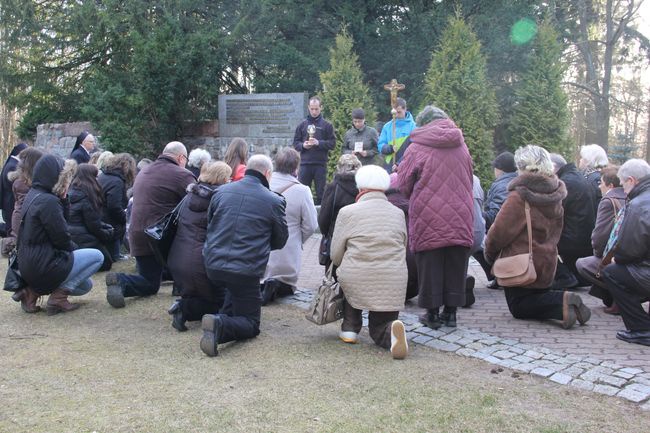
484, 171, 517, 230
17, 155, 75, 295
292, 114, 336, 165
168, 183, 224, 303
70, 146, 90, 165
557, 163, 597, 256
318, 172, 358, 237
68, 187, 114, 271
98, 169, 128, 238
203, 170, 288, 278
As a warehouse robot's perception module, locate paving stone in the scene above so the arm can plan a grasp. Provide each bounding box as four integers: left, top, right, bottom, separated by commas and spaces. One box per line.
565, 355, 584, 363
601, 361, 623, 370
561, 366, 585, 378
594, 384, 620, 396
456, 348, 475, 357
513, 355, 533, 364
523, 350, 544, 360
492, 350, 517, 359
478, 346, 500, 355
512, 363, 535, 373
456, 338, 476, 346
412, 335, 432, 345
483, 355, 503, 365
570, 379, 595, 392
573, 362, 596, 369
593, 366, 614, 375
555, 357, 576, 365
531, 367, 554, 378
617, 387, 650, 403
465, 342, 486, 350
583, 357, 601, 365
596, 375, 627, 388
508, 347, 526, 355
478, 338, 500, 345
612, 370, 635, 380
549, 373, 573, 385
420, 328, 445, 338
632, 377, 650, 387
620, 367, 644, 375
470, 351, 489, 361
424, 340, 460, 352
496, 358, 519, 369
500, 339, 519, 346
441, 333, 462, 343
406, 332, 419, 340
542, 354, 560, 361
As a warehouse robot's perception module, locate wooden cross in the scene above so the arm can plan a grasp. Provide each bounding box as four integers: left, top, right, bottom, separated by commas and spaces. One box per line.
383, 79, 405, 109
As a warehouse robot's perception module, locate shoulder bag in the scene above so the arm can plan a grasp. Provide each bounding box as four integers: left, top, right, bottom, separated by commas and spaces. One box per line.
305, 264, 344, 325
492, 201, 537, 287
318, 185, 338, 266
145, 195, 189, 265
3, 193, 42, 292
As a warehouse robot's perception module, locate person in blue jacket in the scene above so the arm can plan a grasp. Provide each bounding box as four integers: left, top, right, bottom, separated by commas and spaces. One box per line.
378, 97, 416, 171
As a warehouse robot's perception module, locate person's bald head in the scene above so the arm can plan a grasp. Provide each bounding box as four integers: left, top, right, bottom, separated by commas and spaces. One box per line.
163, 141, 188, 167
247, 154, 273, 182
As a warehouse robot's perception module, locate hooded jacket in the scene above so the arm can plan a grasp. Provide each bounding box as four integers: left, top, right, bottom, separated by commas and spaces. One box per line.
98, 169, 128, 239
485, 173, 567, 289
318, 172, 359, 238
292, 114, 336, 165
556, 163, 597, 257
613, 175, 650, 287
397, 118, 474, 252
378, 112, 416, 164
484, 171, 517, 230
17, 155, 75, 295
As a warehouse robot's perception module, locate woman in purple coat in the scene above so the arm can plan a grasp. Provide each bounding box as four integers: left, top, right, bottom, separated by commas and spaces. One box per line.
397, 106, 474, 329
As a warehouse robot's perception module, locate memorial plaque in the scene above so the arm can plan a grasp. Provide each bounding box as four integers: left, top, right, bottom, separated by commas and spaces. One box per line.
218, 92, 308, 155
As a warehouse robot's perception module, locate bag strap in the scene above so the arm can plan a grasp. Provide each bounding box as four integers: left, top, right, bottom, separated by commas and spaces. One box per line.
524, 201, 533, 257
15, 193, 43, 249
607, 196, 621, 215
277, 181, 300, 196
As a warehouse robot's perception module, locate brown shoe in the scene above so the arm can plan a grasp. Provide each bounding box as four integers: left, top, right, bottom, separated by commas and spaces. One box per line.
19, 287, 42, 313
46, 289, 80, 316
562, 292, 591, 327
603, 303, 621, 315
562, 292, 577, 329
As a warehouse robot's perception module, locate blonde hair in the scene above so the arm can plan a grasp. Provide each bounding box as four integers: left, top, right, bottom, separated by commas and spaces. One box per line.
96, 151, 114, 170
514, 145, 555, 176
199, 161, 232, 185
52, 159, 78, 197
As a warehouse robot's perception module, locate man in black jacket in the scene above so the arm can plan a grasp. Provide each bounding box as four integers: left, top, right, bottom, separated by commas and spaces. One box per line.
200, 154, 288, 357
551, 154, 597, 288
602, 160, 650, 346
293, 96, 336, 205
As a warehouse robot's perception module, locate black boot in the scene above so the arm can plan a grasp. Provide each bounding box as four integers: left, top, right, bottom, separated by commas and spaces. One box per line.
440, 306, 457, 327
463, 276, 475, 308
168, 300, 188, 332
261, 279, 278, 306
418, 308, 442, 329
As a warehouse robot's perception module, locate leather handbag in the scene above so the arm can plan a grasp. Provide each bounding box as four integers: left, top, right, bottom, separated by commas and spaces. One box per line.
492, 201, 537, 287
318, 185, 338, 266
305, 265, 344, 325
145, 196, 188, 265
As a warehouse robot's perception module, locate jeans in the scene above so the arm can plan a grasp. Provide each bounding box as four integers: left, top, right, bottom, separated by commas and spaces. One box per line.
60, 248, 104, 296
117, 255, 163, 298
206, 269, 261, 344
109, 238, 121, 261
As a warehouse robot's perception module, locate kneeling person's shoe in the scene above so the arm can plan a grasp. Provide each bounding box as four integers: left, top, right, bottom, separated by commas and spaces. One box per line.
168, 300, 188, 332
338, 331, 359, 344
616, 329, 650, 346
200, 314, 223, 357
105, 273, 125, 309
390, 320, 408, 360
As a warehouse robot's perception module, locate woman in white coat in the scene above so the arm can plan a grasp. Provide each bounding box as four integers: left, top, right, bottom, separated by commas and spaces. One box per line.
262, 148, 318, 304
330, 165, 409, 359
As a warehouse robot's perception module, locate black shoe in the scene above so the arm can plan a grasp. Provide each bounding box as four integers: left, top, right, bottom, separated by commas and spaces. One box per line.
275, 281, 295, 298
261, 279, 278, 306
171, 284, 182, 297
200, 314, 223, 357
105, 273, 125, 308
168, 300, 187, 332
418, 309, 442, 330
486, 280, 502, 290
440, 307, 457, 327
616, 329, 650, 346
463, 276, 475, 308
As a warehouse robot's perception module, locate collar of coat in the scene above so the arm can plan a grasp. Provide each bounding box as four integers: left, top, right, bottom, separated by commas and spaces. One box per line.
356, 190, 387, 202
244, 169, 270, 189
508, 172, 567, 206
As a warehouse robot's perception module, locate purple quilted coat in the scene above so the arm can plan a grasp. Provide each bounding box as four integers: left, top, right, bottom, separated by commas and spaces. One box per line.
397, 118, 474, 252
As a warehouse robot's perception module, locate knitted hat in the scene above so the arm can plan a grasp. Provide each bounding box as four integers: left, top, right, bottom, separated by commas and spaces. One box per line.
492, 152, 516, 173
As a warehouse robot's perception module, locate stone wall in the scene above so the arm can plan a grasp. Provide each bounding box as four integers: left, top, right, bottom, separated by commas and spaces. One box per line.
35, 122, 98, 158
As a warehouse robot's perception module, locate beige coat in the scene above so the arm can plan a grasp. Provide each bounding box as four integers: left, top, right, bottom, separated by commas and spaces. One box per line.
330, 191, 407, 311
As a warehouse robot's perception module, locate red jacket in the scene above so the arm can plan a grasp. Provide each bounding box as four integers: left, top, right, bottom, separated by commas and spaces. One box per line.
397, 118, 474, 252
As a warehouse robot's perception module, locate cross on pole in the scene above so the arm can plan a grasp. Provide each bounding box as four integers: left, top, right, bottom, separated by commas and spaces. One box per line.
383, 78, 405, 109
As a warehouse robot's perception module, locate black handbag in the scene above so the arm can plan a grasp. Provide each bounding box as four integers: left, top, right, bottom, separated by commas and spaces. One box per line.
3, 193, 42, 292
318, 185, 338, 266
145, 196, 188, 265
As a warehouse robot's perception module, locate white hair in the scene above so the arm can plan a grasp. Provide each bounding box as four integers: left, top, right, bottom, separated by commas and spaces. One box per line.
247, 154, 273, 175
355, 164, 391, 191
580, 144, 608, 169
515, 145, 555, 176
618, 159, 650, 182
163, 141, 187, 156
188, 148, 211, 168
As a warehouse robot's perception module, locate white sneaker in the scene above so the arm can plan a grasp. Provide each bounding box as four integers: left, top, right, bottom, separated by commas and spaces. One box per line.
339, 331, 359, 344
390, 320, 408, 360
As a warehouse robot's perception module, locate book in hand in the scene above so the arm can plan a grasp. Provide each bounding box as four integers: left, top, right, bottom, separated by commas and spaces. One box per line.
354, 141, 364, 153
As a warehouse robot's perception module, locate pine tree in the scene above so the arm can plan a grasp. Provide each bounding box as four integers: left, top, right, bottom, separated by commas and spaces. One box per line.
508, 21, 571, 156
422, 15, 498, 185
319, 29, 377, 180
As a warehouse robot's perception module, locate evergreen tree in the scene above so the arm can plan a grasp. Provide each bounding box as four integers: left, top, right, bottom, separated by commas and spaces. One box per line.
318, 29, 377, 180
422, 15, 498, 185
508, 21, 571, 156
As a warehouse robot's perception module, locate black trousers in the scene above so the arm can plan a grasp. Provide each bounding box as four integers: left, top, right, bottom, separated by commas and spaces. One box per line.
180, 297, 223, 322
117, 255, 162, 298
504, 287, 564, 321
206, 269, 261, 344
341, 299, 398, 349
416, 246, 469, 309
602, 264, 650, 332
472, 249, 494, 281
298, 163, 326, 205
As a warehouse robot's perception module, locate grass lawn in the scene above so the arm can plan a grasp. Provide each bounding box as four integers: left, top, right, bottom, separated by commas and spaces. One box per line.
0, 259, 647, 433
